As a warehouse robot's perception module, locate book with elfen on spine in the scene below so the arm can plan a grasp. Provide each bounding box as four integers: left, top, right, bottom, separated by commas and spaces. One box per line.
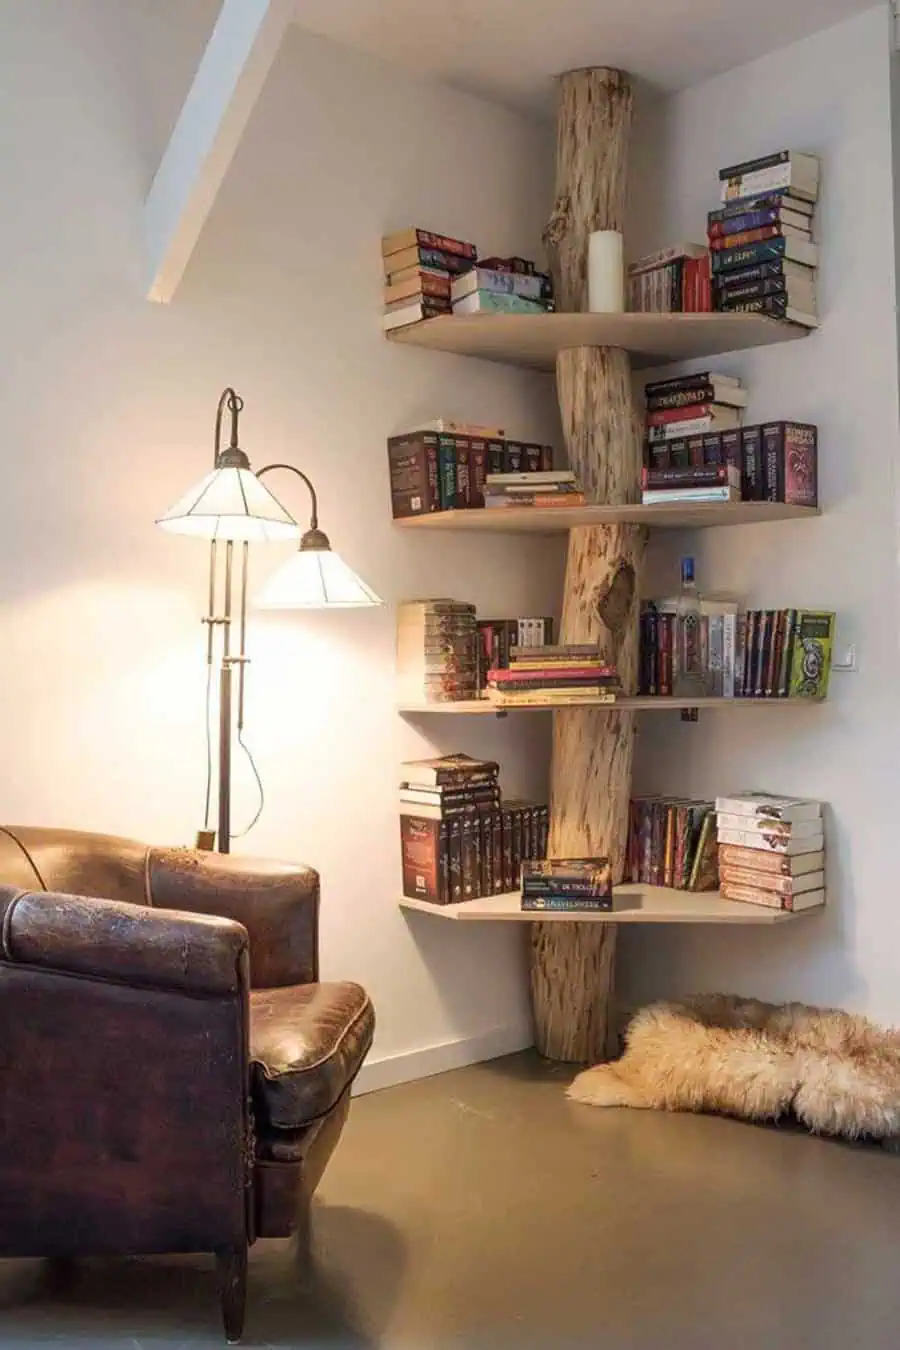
715, 792, 824, 911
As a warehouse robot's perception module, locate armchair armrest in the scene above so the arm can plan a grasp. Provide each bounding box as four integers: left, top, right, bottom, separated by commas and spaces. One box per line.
0, 885, 248, 995
146, 848, 319, 988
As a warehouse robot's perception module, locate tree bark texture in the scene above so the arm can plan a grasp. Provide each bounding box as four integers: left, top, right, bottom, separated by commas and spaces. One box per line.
531, 67, 644, 1065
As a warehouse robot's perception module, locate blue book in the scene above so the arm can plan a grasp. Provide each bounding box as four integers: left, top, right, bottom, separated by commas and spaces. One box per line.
711, 236, 817, 274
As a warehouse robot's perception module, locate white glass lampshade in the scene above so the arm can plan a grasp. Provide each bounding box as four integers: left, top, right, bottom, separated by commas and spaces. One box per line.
157, 466, 300, 543
256, 547, 383, 609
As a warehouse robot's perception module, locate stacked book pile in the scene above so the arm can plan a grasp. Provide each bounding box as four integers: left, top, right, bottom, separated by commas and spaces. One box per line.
451, 256, 553, 316
477, 616, 554, 691
486, 643, 621, 709
387, 420, 553, 518
639, 604, 835, 700
643, 371, 747, 504
627, 797, 718, 892
712, 151, 819, 329
717, 793, 825, 912
628, 243, 712, 313
396, 599, 478, 704
382, 227, 477, 332
399, 754, 548, 905
521, 858, 612, 913
484, 469, 584, 511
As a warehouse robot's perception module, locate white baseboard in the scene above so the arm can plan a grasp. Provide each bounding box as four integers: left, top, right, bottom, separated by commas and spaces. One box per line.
354, 1021, 534, 1096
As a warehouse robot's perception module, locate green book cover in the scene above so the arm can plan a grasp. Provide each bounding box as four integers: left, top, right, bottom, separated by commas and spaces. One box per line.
688, 810, 719, 892
788, 610, 835, 700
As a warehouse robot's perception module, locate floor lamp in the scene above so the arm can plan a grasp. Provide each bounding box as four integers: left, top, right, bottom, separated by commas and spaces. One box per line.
157, 388, 382, 853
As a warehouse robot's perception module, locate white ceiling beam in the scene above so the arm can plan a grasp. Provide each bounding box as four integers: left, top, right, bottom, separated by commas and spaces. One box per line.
143, 0, 289, 303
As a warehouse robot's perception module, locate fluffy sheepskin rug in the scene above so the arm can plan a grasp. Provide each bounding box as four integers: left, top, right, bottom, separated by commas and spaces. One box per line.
569, 993, 900, 1146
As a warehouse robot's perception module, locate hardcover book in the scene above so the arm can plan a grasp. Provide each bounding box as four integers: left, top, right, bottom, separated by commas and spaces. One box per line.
788, 611, 835, 700
387, 432, 441, 518
382, 227, 476, 260
716, 827, 824, 855
718, 845, 824, 876
761, 422, 818, 507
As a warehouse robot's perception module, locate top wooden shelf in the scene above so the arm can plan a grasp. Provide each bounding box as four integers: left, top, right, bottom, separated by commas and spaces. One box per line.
386, 310, 811, 372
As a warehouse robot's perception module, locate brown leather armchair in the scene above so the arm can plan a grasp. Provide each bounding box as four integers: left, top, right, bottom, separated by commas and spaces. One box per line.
0, 825, 374, 1343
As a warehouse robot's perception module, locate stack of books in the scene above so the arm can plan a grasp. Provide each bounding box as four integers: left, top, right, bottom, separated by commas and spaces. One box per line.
382, 227, 477, 332
399, 755, 548, 904
711, 151, 820, 328
451, 256, 553, 316
387, 423, 553, 518
484, 470, 584, 510
486, 644, 621, 708
628, 243, 712, 313
396, 599, 478, 704
716, 793, 825, 912
521, 858, 612, 913
643, 372, 747, 504
627, 797, 718, 892
638, 605, 835, 700
477, 617, 554, 691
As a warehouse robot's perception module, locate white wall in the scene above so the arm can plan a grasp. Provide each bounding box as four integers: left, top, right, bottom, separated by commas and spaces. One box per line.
620, 6, 900, 1022
0, 1, 563, 1084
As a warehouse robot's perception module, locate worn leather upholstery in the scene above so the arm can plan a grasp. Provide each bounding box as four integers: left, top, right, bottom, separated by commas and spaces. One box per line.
0, 824, 374, 1338
0, 887, 248, 995
249, 983, 374, 1129
147, 848, 319, 989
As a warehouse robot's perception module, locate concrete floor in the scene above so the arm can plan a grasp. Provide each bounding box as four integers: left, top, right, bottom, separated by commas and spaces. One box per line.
2, 1051, 900, 1348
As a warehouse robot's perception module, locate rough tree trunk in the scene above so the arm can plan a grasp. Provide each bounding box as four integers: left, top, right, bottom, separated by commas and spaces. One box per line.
530, 67, 644, 1064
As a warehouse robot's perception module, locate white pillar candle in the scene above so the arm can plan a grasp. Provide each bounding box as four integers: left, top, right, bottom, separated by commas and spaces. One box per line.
587, 230, 625, 312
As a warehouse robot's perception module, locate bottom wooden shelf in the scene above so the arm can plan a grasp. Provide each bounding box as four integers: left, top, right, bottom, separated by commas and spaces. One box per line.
399, 884, 822, 925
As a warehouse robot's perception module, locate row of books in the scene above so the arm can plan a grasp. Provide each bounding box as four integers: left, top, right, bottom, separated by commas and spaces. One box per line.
626, 797, 718, 892
644, 375, 818, 507
452, 259, 553, 317
485, 643, 621, 709
712, 151, 819, 329
627, 243, 712, 314
625, 149, 820, 329
643, 370, 745, 504
381, 227, 553, 331
399, 754, 548, 905
521, 858, 612, 912
387, 420, 554, 519
477, 617, 554, 692
397, 600, 560, 704
639, 602, 835, 700
716, 793, 824, 911
382, 227, 477, 332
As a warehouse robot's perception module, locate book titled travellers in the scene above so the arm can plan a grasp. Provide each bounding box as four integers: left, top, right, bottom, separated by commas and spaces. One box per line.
719, 151, 820, 205
521, 858, 613, 912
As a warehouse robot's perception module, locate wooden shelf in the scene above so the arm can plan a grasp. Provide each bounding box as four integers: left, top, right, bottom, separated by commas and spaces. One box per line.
386, 310, 811, 372
399, 696, 814, 715
399, 884, 820, 925
395, 501, 818, 534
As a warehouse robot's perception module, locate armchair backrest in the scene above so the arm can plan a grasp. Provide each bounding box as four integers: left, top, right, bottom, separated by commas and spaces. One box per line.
0, 825, 320, 988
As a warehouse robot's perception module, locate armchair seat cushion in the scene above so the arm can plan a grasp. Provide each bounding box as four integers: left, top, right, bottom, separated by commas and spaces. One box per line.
249, 982, 374, 1130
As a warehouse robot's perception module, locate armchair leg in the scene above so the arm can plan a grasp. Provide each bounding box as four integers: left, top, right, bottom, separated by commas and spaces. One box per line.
216, 1246, 248, 1344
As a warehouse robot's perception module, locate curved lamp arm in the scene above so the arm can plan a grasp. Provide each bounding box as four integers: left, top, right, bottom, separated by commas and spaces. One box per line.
213, 388, 243, 466
256, 462, 325, 545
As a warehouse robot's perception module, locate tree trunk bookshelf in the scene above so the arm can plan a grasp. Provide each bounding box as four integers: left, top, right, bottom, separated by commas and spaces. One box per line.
391, 65, 822, 1066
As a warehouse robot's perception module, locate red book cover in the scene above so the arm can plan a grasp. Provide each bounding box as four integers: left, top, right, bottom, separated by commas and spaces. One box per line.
709, 224, 784, 251
646, 403, 718, 427
687, 435, 705, 467
697, 254, 712, 311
